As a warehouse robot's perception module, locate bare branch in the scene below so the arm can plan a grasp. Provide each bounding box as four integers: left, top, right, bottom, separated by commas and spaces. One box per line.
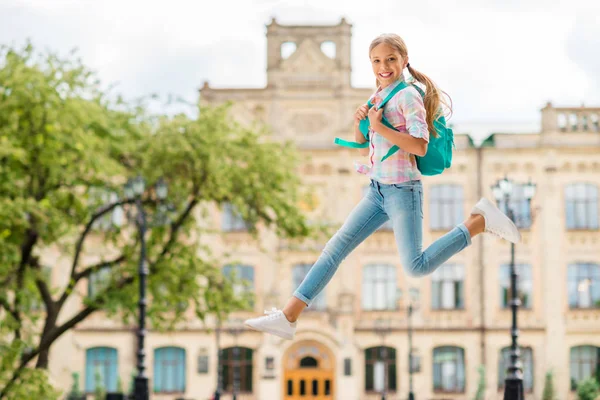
57, 254, 128, 308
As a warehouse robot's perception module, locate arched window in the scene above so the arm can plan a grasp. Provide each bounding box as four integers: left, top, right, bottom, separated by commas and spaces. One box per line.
153, 347, 186, 393
433, 346, 465, 393
281, 42, 297, 59
320, 41, 336, 59
220, 347, 254, 393
85, 347, 118, 393
498, 347, 534, 391
570, 345, 600, 390
365, 346, 396, 392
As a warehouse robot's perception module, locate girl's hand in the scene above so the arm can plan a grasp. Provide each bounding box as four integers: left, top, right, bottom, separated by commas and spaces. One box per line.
354, 104, 369, 125
368, 105, 383, 129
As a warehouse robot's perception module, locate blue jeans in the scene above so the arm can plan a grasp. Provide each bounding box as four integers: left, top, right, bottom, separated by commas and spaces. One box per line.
293, 179, 472, 306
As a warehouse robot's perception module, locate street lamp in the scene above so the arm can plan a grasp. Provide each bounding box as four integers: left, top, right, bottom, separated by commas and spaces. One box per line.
374, 318, 391, 400
491, 176, 536, 400
124, 176, 169, 400
213, 318, 223, 400
226, 319, 245, 400
397, 287, 420, 400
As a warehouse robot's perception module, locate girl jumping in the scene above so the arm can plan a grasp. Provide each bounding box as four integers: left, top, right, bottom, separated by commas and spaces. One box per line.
244, 33, 519, 340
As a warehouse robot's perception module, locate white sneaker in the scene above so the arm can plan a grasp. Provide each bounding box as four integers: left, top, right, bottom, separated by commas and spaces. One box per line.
471, 197, 521, 243
244, 308, 296, 340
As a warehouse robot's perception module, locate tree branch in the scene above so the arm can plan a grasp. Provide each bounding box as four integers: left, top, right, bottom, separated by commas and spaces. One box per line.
14, 228, 38, 340
0, 275, 135, 399
57, 253, 128, 308
152, 197, 198, 267
68, 198, 136, 291
0, 296, 19, 324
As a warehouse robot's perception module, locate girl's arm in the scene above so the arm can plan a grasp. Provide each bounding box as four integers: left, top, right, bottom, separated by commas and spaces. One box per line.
354, 122, 370, 156
370, 121, 428, 156
368, 87, 429, 156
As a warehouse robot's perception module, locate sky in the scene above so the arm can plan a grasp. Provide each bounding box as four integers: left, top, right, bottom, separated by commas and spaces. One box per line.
1, 0, 599, 141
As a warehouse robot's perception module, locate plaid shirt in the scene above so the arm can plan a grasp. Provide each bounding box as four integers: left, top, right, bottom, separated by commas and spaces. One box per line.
355, 75, 429, 184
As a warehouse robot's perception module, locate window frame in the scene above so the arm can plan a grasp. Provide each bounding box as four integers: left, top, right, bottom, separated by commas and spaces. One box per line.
362, 264, 398, 311
429, 184, 464, 231
431, 264, 465, 310
433, 346, 466, 393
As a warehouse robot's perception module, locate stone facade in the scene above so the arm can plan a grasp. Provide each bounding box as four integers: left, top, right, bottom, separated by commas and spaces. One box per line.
45, 18, 600, 400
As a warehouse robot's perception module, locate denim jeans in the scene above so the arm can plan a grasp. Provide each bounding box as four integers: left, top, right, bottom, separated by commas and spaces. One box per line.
293, 179, 471, 306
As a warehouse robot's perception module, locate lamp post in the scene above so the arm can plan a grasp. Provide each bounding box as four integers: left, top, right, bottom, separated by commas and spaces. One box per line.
374, 318, 391, 400
491, 176, 536, 400
226, 319, 245, 400
124, 176, 169, 400
213, 318, 223, 400
397, 287, 420, 400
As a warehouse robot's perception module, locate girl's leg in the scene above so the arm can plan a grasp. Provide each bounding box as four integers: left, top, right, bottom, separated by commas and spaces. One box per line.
283, 183, 389, 321
383, 181, 472, 277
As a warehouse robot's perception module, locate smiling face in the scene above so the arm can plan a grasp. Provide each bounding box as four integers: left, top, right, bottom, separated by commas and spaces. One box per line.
369, 42, 408, 89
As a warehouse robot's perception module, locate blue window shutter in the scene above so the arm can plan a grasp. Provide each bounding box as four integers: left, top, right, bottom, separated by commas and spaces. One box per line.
179, 348, 186, 392
107, 348, 118, 391
85, 349, 95, 392
154, 348, 162, 392
85, 347, 118, 393
154, 347, 186, 393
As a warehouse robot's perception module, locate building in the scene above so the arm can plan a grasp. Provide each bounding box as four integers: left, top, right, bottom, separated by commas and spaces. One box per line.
47, 18, 600, 400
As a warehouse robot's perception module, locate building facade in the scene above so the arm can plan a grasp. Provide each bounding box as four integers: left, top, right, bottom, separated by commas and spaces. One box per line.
46, 18, 600, 400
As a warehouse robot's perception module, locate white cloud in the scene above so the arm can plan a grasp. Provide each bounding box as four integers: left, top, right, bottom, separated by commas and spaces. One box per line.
1, 0, 599, 138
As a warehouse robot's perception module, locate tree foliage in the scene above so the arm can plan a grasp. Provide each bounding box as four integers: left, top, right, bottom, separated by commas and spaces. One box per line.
0, 42, 312, 398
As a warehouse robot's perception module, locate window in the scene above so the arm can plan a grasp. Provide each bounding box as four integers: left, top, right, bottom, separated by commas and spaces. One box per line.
153, 347, 186, 393
496, 183, 533, 229
433, 346, 465, 393
568, 263, 600, 309
565, 183, 599, 230
88, 266, 111, 298
90, 189, 124, 231
320, 41, 336, 59
362, 264, 397, 310
363, 186, 392, 230
223, 265, 255, 308
293, 264, 326, 310
499, 264, 532, 309
281, 42, 297, 59
220, 347, 253, 393
365, 347, 396, 392
429, 184, 464, 230
432, 264, 464, 310
85, 347, 118, 393
222, 203, 248, 232
498, 347, 534, 392
570, 346, 600, 390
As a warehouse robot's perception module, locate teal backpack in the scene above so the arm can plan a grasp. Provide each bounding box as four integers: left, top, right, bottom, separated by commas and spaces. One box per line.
334, 81, 454, 176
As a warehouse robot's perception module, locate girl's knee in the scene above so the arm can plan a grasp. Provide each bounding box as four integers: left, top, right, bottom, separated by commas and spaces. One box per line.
402, 257, 428, 278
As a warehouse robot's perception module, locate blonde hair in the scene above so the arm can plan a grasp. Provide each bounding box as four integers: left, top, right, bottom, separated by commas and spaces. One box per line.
369, 33, 452, 136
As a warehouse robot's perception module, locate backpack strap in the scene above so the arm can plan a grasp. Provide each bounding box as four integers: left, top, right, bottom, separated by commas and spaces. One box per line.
334, 80, 409, 153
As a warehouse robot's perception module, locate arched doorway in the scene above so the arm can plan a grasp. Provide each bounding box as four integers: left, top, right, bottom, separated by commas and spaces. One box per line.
283, 340, 334, 400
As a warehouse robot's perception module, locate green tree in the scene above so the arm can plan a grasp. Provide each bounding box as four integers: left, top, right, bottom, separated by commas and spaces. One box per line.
577, 378, 600, 400
473, 365, 486, 400
0, 42, 313, 398
542, 370, 556, 400
93, 368, 105, 400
